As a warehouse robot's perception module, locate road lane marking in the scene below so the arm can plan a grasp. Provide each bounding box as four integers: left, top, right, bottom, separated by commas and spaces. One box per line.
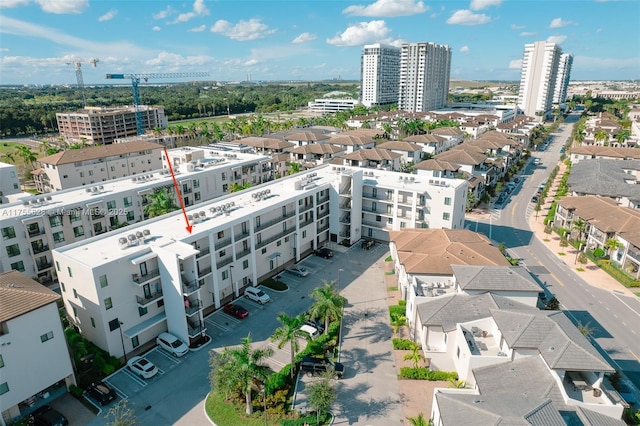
549, 272, 564, 287
630, 350, 640, 362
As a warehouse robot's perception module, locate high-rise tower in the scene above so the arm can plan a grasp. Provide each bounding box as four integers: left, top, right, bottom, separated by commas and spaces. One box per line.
553, 53, 573, 105
517, 41, 563, 118
360, 43, 401, 108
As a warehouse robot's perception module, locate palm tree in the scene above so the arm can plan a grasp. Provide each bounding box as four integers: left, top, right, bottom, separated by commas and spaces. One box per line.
605, 238, 623, 258
1, 151, 15, 164
270, 313, 306, 380
403, 344, 425, 369
572, 218, 587, 250
308, 280, 346, 335
615, 130, 630, 146
594, 129, 608, 146
229, 182, 252, 193
391, 314, 407, 336
144, 188, 179, 218
286, 161, 302, 176
406, 413, 431, 426
209, 333, 273, 415
15, 145, 37, 169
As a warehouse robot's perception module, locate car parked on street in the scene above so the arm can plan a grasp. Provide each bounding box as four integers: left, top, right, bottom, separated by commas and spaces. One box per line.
533, 158, 541, 166
313, 247, 334, 258
286, 265, 309, 277
223, 303, 249, 319
299, 356, 344, 379
156, 332, 189, 357
32, 405, 68, 426
531, 195, 539, 203
86, 381, 117, 406
127, 355, 158, 379
244, 286, 270, 304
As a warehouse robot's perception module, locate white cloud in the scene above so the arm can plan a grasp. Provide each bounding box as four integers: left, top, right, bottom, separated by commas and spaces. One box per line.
446, 9, 491, 25
153, 6, 174, 20
519, 31, 536, 36
0, 0, 30, 8
189, 25, 206, 32
172, 0, 209, 24
244, 59, 259, 66
343, 0, 427, 17
34, 0, 88, 14
508, 59, 522, 69
326, 20, 396, 46
547, 34, 567, 44
549, 17, 573, 28
152, 26, 161, 31
0, 48, 8, 52
145, 51, 213, 67
98, 9, 118, 22
510, 24, 524, 30
292, 32, 317, 44
574, 55, 639, 72
596, 28, 603, 33
211, 19, 276, 41
469, 0, 502, 11
459, 45, 470, 54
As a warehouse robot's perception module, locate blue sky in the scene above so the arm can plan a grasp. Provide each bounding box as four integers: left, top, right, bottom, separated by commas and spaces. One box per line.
1, 0, 639, 85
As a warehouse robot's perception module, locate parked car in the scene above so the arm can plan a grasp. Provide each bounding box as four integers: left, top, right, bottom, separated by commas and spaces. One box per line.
156, 332, 189, 357
244, 286, 270, 304
127, 355, 158, 379
299, 324, 320, 340
286, 265, 309, 277
86, 381, 117, 406
361, 240, 375, 250
531, 195, 539, 203
299, 356, 344, 379
223, 303, 249, 319
303, 311, 325, 333
533, 158, 541, 166
32, 405, 68, 426
560, 147, 566, 154
314, 247, 334, 258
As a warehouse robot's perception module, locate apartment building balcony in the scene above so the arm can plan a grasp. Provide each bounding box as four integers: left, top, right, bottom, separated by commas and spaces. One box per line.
183, 188, 193, 194
339, 200, 351, 210
362, 220, 384, 229
182, 278, 200, 295
136, 290, 163, 307
32, 244, 50, 255
214, 238, 232, 250
28, 228, 46, 238
317, 223, 330, 233
197, 266, 212, 277
36, 261, 53, 271
255, 211, 295, 232
299, 203, 314, 213
339, 182, 351, 195
361, 206, 378, 213
188, 321, 206, 338
339, 215, 351, 224
300, 218, 314, 228
317, 194, 330, 204
255, 228, 294, 250
216, 257, 233, 269
317, 210, 330, 219
91, 213, 105, 220
132, 269, 160, 285
185, 299, 202, 316
196, 246, 210, 258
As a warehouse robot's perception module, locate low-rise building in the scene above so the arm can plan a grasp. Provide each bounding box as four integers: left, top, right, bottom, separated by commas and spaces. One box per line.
307, 98, 360, 115
566, 158, 640, 209
0, 163, 22, 204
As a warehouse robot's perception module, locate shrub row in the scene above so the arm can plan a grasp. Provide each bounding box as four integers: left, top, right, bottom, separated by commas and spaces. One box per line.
389, 300, 406, 322
392, 338, 417, 350
399, 367, 458, 381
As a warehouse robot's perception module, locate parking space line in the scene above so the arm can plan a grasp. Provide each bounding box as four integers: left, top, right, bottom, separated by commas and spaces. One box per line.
104, 380, 128, 400
205, 318, 230, 331
122, 369, 147, 386
155, 348, 181, 364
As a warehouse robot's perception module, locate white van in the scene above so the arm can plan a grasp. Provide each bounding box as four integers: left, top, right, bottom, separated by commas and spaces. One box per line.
299, 324, 320, 340
244, 286, 270, 304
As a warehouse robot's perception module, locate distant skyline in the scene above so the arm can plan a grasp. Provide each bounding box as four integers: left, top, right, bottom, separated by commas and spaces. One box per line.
1, 0, 639, 86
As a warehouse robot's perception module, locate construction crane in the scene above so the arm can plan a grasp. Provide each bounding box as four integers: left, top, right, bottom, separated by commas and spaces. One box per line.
66, 58, 99, 107
105, 72, 210, 135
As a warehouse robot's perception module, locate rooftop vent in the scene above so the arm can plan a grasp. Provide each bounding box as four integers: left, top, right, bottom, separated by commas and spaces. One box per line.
142, 229, 150, 236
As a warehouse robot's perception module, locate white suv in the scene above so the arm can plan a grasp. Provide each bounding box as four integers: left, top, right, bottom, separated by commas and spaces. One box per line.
245, 287, 270, 304
156, 332, 189, 357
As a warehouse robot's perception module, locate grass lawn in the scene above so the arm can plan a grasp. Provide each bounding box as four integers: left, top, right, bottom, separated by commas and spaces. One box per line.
205, 392, 275, 426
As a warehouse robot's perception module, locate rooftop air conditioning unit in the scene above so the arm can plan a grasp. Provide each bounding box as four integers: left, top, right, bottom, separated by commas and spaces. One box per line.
86, 188, 93, 192
136, 231, 144, 239
118, 237, 128, 248
143, 229, 150, 237
199, 211, 206, 217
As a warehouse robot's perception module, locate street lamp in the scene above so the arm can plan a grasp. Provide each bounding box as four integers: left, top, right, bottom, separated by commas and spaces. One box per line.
118, 321, 127, 363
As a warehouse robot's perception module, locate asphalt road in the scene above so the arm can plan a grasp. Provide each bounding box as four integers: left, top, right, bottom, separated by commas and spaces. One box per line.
468, 113, 640, 391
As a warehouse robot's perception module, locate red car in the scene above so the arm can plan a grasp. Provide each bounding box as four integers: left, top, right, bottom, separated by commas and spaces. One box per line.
223, 303, 249, 319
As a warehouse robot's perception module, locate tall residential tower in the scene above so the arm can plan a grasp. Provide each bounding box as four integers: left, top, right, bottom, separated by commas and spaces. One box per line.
553, 53, 574, 105
398, 42, 452, 113
360, 43, 401, 108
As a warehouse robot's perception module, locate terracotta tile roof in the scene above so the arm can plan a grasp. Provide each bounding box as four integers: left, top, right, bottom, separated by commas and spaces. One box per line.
390, 229, 509, 275
403, 134, 446, 144
289, 144, 345, 154
238, 137, 295, 150
0, 271, 61, 322
342, 129, 384, 138
342, 148, 402, 161
414, 158, 460, 172
327, 134, 375, 146
431, 127, 464, 137
284, 131, 329, 142
38, 141, 164, 165
436, 147, 487, 165
376, 141, 423, 152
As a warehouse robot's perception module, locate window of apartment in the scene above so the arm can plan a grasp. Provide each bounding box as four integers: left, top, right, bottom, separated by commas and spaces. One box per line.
221, 172, 226, 181
108, 318, 120, 331
49, 215, 62, 227
261, 248, 267, 254
104, 297, 112, 310
375, 215, 381, 222
107, 200, 116, 210
138, 307, 148, 317
10, 261, 25, 272
72, 306, 78, 317
55, 261, 60, 271
67, 266, 73, 277
0, 382, 8, 395
60, 282, 65, 292
388, 218, 393, 224
91, 317, 95, 327
40, 331, 54, 342
243, 259, 249, 269
93, 223, 103, 234
222, 270, 229, 280
157, 299, 164, 308
400, 222, 406, 229
1, 226, 16, 240
219, 249, 226, 257
123, 196, 132, 208
193, 179, 200, 188
194, 192, 201, 201
79, 172, 84, 178
73, 226, 84, 237
72, 288, 78, 299
70, 210, 82, 222
132, 336, 140, 348
126, 211, 134, 222
443, 212, 450, 221
88, 170, 93, 176
302, 230, 306, 238
222, 184, 228, 192
217, 231, 224, 239
110, 166, 115, 172
6, 244, 20, 257
52, 231, 65, 243
0, 354, 4, 368
99, 275, 108, 288
444, 197, 452, 206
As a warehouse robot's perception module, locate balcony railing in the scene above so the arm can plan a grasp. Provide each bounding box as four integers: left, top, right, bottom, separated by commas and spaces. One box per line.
182, 279, 199, 295
32, 244, 50, 254
317, 210, 330, 219
236, 248, 252, 259
197, 266, 212, 276
196, 246, 210, 258
300, 218, 314, 228
255, 211, 296, 232
28, 228, 46, 238
132, 269, 160, 285
362, 192, 377, 199
339, 200, 351, 210
362, 220, 383, 228
339, 216, 351, 224
361, 206, 377, 213
214, 238, 232, 250
36, 262, 52, 271
216, 257, 233, 269
185, 299, 202, 316
255, 228, 295, 249
299, 203, 314, 213
317, 194, 329, 204
188, 322, 205, 337
136, 290, 163, 306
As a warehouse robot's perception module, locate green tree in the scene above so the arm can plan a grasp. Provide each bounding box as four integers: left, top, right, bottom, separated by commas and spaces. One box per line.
105, 399, 137, 426
594, 129, 608, 145
309, 280, 346, 335
15, 145, 38, 169
605, 238, 623, 257
391, 314, 407, 336
144, 188, 179, 218
307, 377, 337, 425
286, 161, 302, 175
615, 129, 630, 146
229, 182, 252, 193
270, 312, 306, 380
559, 236, 569, 255
406, 413, 432, 426
403, 344, 425, 369
577, 321, 596, 338
209, 333, 273, 415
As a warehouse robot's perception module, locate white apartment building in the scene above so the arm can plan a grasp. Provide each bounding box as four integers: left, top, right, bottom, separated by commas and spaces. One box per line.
517, 41, 562, 119
51, 166, 467, 358
56, 106, 168, 145
308, 98, 361, 115
360, 43, 401, 107
0, 163, 22, 204
398, 42, 452, 113
33, 141, 165, 193
0, 271, 76, 426
0, 152, 271, 286
553, 53, 573, 105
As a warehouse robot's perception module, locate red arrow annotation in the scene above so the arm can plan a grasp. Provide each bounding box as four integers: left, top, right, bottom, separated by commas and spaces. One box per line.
163, 148, 192, 234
